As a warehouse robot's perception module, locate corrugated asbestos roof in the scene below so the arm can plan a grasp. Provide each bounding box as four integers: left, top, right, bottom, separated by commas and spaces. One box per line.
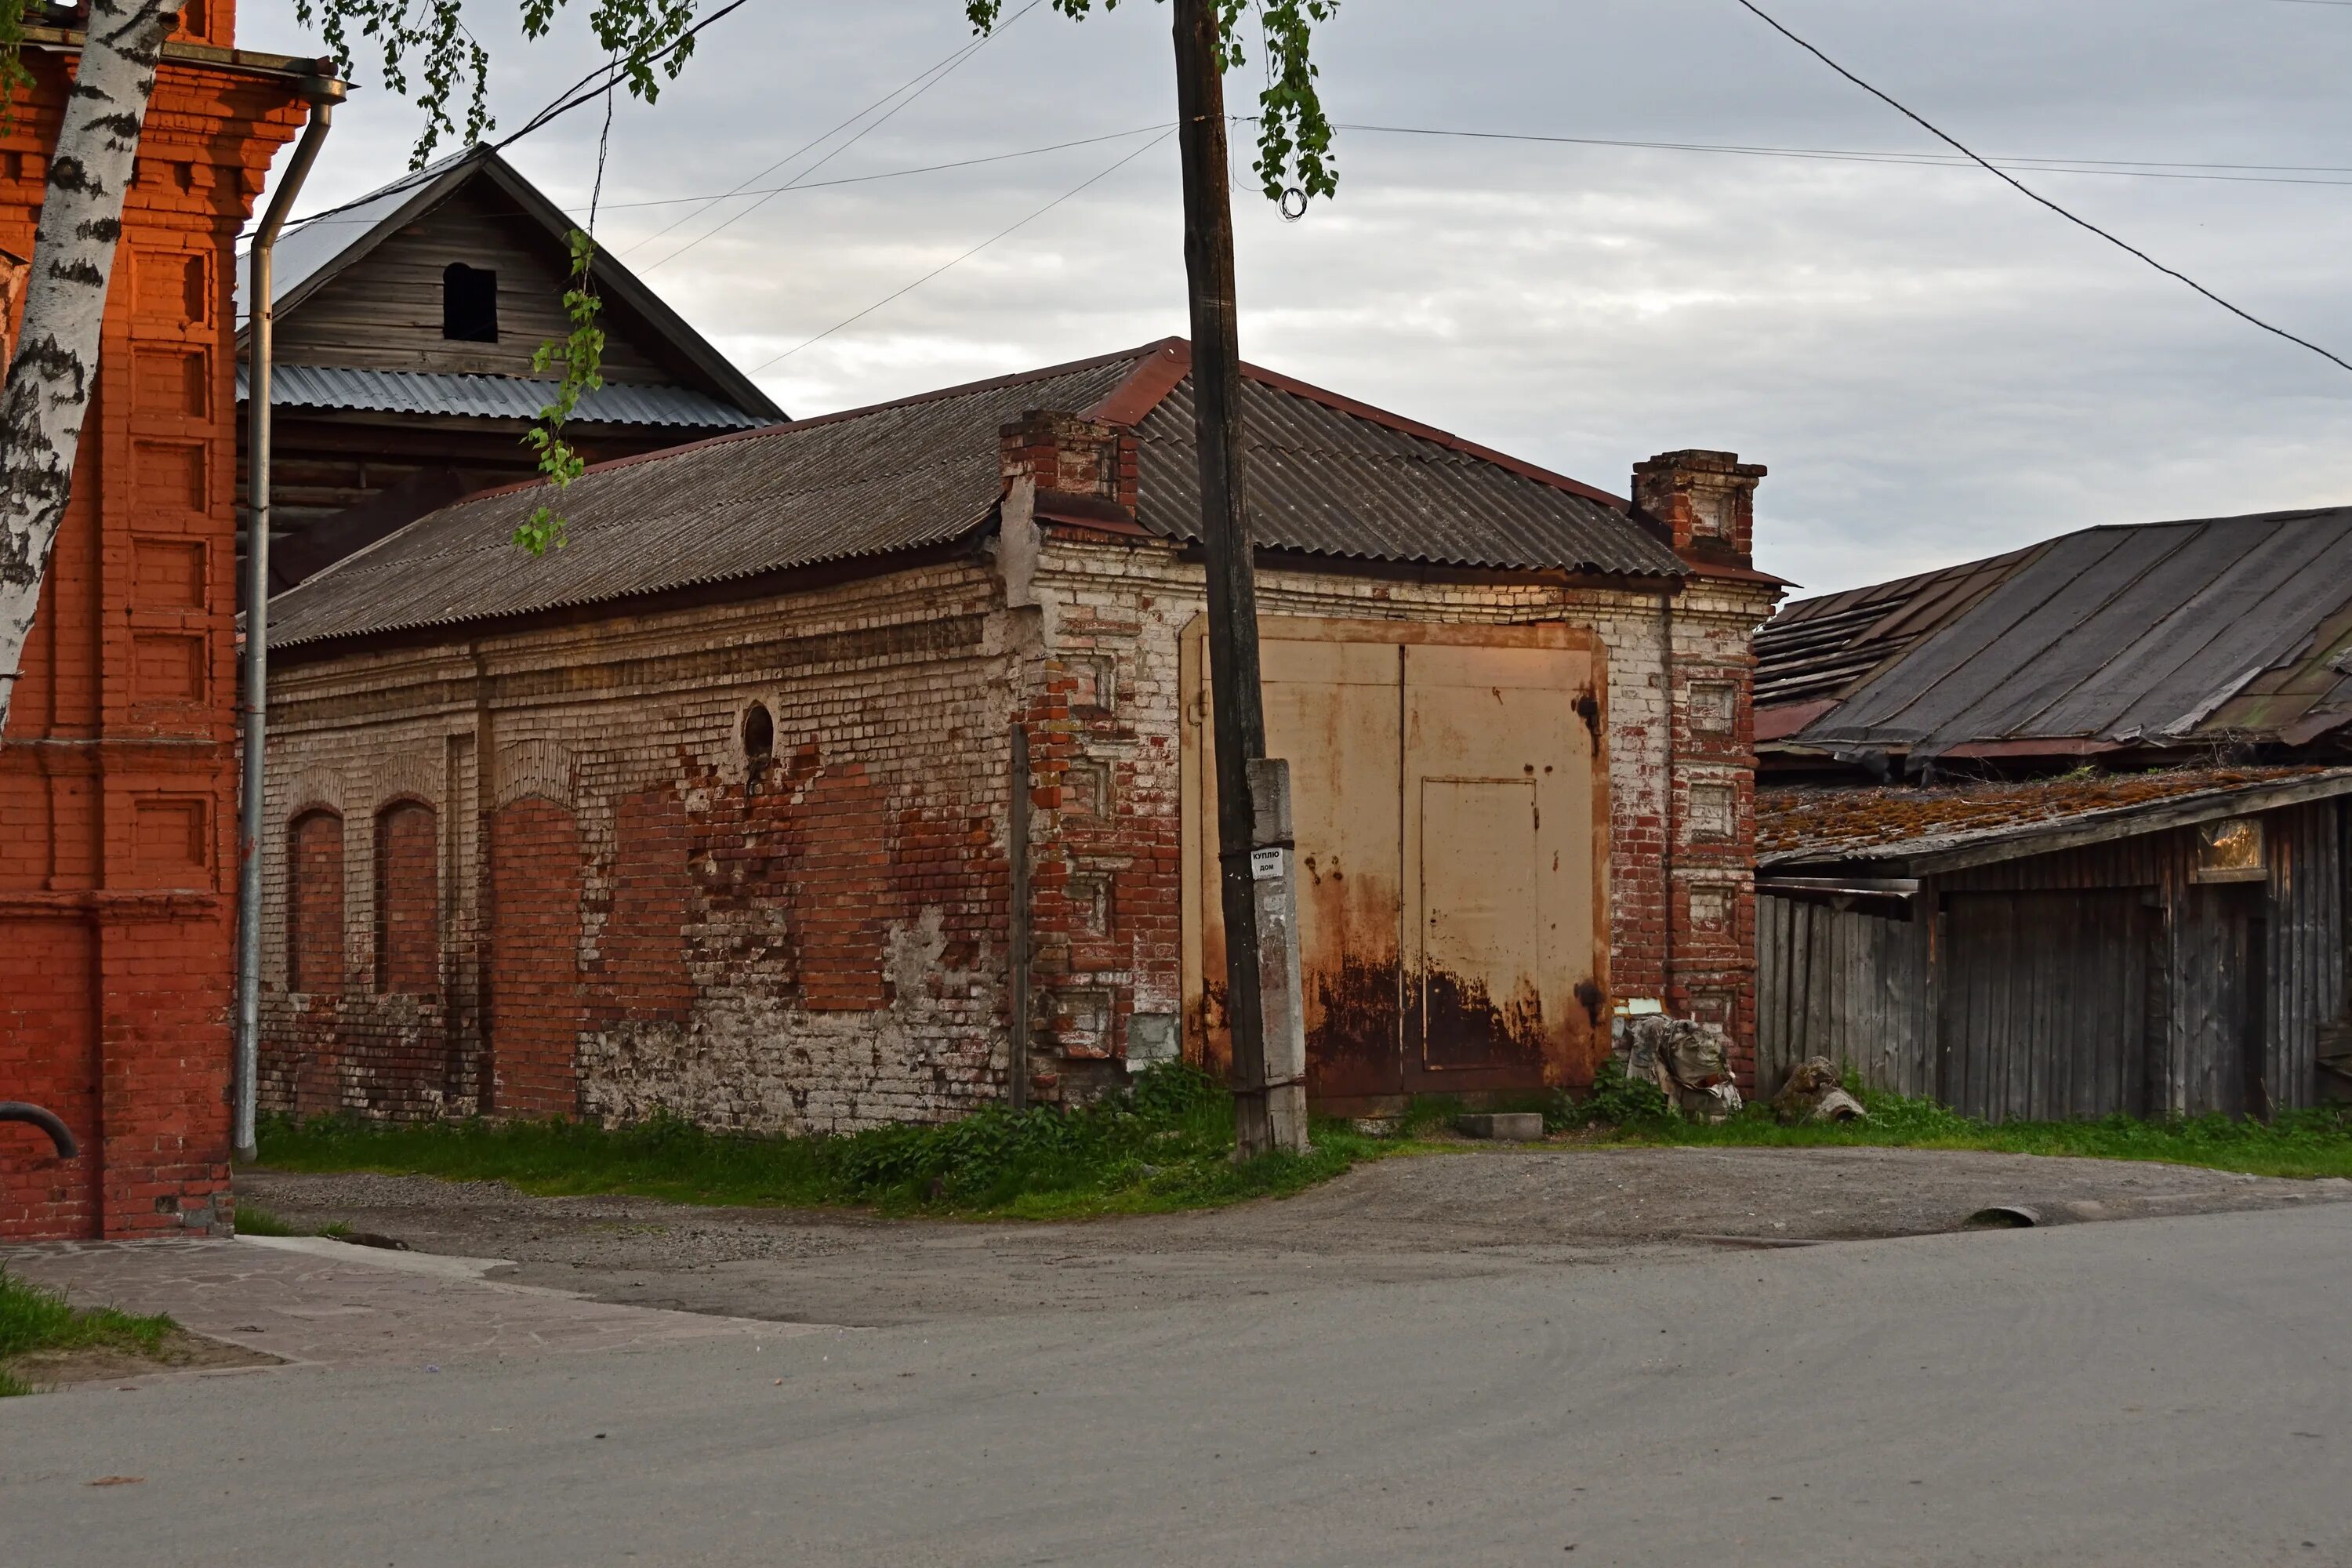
1132, 374, 1675, 575
268, 340, 1682, 650
234, 363, 767, 429
267, 350, 1146, 648
1772, 507, 2352, 759
1758, 764, 2352, 866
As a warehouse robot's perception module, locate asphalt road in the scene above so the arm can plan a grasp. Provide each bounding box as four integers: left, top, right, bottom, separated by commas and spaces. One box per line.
7, 1201, 2347, 1567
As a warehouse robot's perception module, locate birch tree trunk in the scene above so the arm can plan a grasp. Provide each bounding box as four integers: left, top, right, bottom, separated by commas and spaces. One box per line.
0, 0, 183, 738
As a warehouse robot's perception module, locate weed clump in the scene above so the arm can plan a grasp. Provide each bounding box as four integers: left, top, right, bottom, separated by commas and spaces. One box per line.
1566, 1061, 2352, 1181
0, 1269, 176, 1398
254, 1063, 1408, 1219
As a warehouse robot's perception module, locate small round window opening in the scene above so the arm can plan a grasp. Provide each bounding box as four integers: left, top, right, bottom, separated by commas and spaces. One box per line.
742, 702, 775, 772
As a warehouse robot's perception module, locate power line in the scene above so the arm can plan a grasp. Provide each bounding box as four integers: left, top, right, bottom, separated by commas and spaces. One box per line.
264, 115, 2352, 251
635, 0, 1046, 270
748, 129, 1176, 374
495, 0, 757, 151
1729, 0, 2352, 377
266, 0, 757, 245
1328, 122, 2352, 186
600, 125, 1171, 208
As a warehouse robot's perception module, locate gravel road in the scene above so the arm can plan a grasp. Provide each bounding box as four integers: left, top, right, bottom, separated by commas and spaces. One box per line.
238, 1144, 2352, 1327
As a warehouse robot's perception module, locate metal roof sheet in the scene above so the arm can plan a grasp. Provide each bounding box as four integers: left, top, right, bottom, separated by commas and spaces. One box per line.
234, 146, 783, 423
1786, 507, 2352, 758
1755, 548, 2036, 708
269, 340, 1682, 652
234, 363, 767, 429
233, 151, 468, 326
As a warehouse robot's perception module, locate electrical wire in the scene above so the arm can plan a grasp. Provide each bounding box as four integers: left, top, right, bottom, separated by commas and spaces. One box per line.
625, 2, 1045, 263
267, 0, 757, 244
747, 129, 1175, 373
641, 3, 1044, 270
1327, 122, 2352, 187
1729, 0, 2352, 377
495, 0, 757, 150
599, 125, 1171, 208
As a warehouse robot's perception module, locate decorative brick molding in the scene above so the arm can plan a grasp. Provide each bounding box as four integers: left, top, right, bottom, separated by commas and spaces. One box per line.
372, 747, 443, 813
285, 767, 347, 822
494, 738, 577, 811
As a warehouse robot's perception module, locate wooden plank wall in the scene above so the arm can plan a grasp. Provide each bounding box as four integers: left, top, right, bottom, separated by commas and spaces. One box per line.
1755, 894, 1930, 1098
274, 183, 672, 383
1756, 798, 2348, 1117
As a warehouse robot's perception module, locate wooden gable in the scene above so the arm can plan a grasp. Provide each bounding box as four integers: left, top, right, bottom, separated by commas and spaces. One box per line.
273, 176, 682, 385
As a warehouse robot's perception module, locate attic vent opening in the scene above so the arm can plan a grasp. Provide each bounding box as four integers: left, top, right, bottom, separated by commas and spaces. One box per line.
441, 263, 498, 343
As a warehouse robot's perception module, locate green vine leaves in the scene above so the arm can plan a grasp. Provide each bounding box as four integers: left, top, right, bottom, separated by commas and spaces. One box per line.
514, 227, 604, 556
293, 0, 703, 169
962, 0, 1339, 205
285, 2, 702, 551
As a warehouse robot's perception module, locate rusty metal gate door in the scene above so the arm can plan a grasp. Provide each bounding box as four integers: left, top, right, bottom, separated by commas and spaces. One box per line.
1184, 619, 1607, 1113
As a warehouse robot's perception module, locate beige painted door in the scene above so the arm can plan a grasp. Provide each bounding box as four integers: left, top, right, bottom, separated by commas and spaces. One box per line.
1185, 619, 1606, 1110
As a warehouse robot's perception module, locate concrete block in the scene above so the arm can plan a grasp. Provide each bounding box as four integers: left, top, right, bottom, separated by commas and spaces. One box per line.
1456, 1112, 1545, 1142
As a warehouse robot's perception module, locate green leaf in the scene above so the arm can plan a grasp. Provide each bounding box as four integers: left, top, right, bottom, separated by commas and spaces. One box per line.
963, 0, 1339, 206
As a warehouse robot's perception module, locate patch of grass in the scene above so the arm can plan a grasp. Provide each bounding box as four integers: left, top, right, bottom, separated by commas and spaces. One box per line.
231, 1203, 355, 1240
0, 1269, 177, 1397
229, 1203, 303, 1236
1566, 1069, 2352, 1180
253, 1064, 1436, 1219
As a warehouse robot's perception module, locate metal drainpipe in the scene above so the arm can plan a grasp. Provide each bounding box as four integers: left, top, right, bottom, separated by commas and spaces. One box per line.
1659, 586, 1678, 1012
234, 71, 345, 1163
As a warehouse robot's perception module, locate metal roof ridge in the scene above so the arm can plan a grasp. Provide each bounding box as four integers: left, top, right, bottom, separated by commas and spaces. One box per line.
2081, 503, 2352, 533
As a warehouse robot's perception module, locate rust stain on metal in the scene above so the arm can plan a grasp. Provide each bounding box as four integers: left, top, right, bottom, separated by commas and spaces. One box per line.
1414, 967, 1547, 1073
1307, 953, 1404, 1100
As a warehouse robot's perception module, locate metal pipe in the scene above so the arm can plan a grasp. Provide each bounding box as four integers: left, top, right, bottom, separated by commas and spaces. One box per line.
0, 1102, 78, 1160
234, 72, 343, 1163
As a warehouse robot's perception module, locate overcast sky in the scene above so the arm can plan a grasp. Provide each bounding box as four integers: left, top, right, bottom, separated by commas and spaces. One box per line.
242, 0, 2352, 596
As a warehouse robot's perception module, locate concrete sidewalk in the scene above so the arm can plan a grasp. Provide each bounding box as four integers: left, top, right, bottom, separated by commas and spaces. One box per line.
2, 1236, 832, 1380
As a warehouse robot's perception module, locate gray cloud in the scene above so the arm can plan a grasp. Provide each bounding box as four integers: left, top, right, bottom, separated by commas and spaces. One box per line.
242, 0, 2352, 593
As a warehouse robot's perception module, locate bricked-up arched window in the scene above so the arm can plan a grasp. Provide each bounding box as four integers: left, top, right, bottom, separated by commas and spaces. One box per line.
287, 810, 344, 995
375, 801, 440, 995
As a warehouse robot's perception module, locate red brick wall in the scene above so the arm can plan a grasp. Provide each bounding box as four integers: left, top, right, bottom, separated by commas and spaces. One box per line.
260, 571, 1016, 1133
488, 795, 586, 1117
0, 45, 305, 1237
374, 801, 438, 995
794, 764, 895, 1012
286, 809, 343, 996
0, 922, 99, 1236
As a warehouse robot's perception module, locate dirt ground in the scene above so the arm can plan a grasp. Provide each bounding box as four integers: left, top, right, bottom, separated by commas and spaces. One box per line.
2, 1325, 278, 1393
238, 1145, 2352, 1328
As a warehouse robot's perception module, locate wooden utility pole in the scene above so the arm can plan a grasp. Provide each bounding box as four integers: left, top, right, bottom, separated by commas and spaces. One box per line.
1172, 0, 1305, 1158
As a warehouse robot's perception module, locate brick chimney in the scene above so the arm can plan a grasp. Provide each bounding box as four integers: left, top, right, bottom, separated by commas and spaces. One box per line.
999, 410, 1138, 525
1632, 450, 1766, 569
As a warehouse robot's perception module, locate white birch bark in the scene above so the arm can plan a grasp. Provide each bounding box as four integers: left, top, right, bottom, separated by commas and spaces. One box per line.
0, 0, 183, 738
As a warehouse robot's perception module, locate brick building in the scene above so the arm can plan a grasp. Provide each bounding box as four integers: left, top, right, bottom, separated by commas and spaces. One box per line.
0, 9, 324, 1238
256, 339, 1781, 1130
